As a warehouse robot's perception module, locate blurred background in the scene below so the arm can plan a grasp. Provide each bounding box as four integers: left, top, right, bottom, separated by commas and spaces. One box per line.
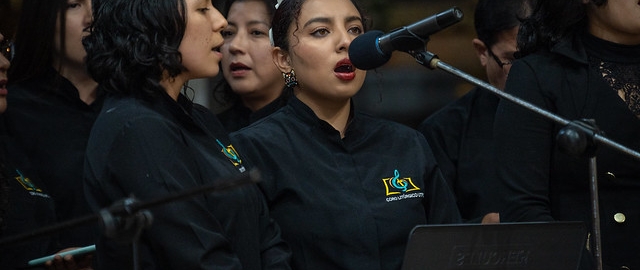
0, 0, 485, 128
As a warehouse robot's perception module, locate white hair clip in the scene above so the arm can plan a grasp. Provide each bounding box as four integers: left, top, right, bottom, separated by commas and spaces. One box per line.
269, 28, 275, 46
269, 0, 284, 46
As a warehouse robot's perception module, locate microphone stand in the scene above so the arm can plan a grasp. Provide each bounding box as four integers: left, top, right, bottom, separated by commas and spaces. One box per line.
0, 170, 260, 270
408, 49, 640, 270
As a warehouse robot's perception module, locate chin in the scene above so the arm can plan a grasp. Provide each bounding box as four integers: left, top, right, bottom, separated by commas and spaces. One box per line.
203, 68, 221, 79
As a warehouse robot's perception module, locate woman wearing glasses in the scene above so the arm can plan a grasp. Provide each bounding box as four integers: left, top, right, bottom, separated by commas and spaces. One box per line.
4, 0, 99, 252
494, 0, 640, 268
0, 31, 91, 270
417, 0, 530, 223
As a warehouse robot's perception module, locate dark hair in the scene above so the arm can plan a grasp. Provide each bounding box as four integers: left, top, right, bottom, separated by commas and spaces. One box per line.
270, 0, 370, 53
222, 0, 277, 18
8, 0, 67, 85
474, 0, 530, 49
214, 0, 278, 106
0, 0, 19, 40
517, 0, 607, 57
83, 0, 187, 100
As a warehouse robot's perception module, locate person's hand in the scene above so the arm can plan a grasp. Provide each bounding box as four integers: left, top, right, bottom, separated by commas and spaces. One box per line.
44, 247, 93, 270
481, 212, 500, 224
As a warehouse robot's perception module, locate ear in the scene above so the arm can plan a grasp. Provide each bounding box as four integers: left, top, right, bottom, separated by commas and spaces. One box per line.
472, 38, 489, 68
272, 46, 292, 73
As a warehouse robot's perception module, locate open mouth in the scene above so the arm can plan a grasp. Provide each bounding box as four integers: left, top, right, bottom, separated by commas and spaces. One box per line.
334, 64, 354, 73
230, 63, 251, 72
334, 59, 355, 73
212, 42, 223, 52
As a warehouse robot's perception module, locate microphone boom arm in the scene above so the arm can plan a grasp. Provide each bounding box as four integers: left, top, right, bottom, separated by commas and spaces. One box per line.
411, 49, 640, 161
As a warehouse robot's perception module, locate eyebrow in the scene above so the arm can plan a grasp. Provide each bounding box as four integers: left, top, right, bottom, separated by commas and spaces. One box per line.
228, 20, 271, 28
246, 20, 271, 27
302, 15, 362, 28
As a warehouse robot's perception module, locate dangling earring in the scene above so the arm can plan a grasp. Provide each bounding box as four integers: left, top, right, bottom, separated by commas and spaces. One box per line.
283, 69, 298, 88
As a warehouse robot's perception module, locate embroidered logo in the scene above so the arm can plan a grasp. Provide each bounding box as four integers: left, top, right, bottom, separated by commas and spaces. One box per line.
216, 139, 246, 173
14, 169, 51, 198
383, 169, 423, 202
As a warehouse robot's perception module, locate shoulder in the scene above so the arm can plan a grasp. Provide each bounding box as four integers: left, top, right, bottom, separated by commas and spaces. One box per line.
516, 39, 586, 75
99, 96, 157, 120
6, 79, 48, 102
418, 88, 481, 131
357, 112, 427, 142
92, 97, 174, 140
231, 107, 293, 137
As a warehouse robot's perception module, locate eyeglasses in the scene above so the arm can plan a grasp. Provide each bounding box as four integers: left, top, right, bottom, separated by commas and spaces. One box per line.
488, 48, 513, 69
1, 39, 14, 61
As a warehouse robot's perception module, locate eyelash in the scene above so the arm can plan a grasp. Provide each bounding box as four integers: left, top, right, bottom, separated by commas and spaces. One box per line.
220, 29, 267, 38
221, 30, 233, 38
251, 30, 266, 36
311, 26, 363, 37
311, 28, 330, 36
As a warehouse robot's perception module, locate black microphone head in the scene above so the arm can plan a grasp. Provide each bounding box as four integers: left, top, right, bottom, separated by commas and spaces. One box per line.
349, 30, 391, 70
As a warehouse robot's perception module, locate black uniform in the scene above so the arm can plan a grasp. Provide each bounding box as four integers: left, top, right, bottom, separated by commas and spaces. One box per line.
417, 87, 502, 223
5, 68, 102, 247
0, 117, 57, 270
495, 33, 640, 269
231, 97, 461, 270
217, 91, 290, 133
84, 93, 291, 269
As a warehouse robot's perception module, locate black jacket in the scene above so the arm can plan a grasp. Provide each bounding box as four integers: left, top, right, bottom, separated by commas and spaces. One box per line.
231, 97, 461, 270
5, 68, 102, 247
84, 93, 291, 270
0, 117, 57, 269
418, 87, 502, 223
217, 90, 290, 133
494, 33, 640, 269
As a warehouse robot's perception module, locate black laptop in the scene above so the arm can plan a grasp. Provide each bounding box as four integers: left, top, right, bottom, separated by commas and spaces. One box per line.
401, 221, 587, 270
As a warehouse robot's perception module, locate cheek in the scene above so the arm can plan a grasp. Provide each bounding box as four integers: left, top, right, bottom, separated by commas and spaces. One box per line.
254, 49, 276, 69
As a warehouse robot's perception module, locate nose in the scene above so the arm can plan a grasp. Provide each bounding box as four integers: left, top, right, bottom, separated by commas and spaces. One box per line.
336, 27, 352, 53
84, 1, 93, 26
211, 8, 228, 33
227, 31, 247, 55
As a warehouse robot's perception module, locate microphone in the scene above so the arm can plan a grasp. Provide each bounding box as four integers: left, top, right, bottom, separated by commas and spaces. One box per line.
349, 7, 463, 70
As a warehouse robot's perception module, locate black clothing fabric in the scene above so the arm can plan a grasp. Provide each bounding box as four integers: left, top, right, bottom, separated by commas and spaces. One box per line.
0, 117, 57, 270
231, 97, 461, 270
217, 91, 290, 133
84, 93, 291, 270
5, 68, 102, 248
494, 32, 640, 269
217, 101, 252, 132
417, 87, 502, 223
583, 33, 640, 117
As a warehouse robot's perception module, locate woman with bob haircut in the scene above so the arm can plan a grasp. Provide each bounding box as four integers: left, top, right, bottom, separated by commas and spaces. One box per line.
82, 0, 291, 269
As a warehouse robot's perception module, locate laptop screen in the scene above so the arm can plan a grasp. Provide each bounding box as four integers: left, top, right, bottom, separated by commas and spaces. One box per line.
401, 221, 587, 270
